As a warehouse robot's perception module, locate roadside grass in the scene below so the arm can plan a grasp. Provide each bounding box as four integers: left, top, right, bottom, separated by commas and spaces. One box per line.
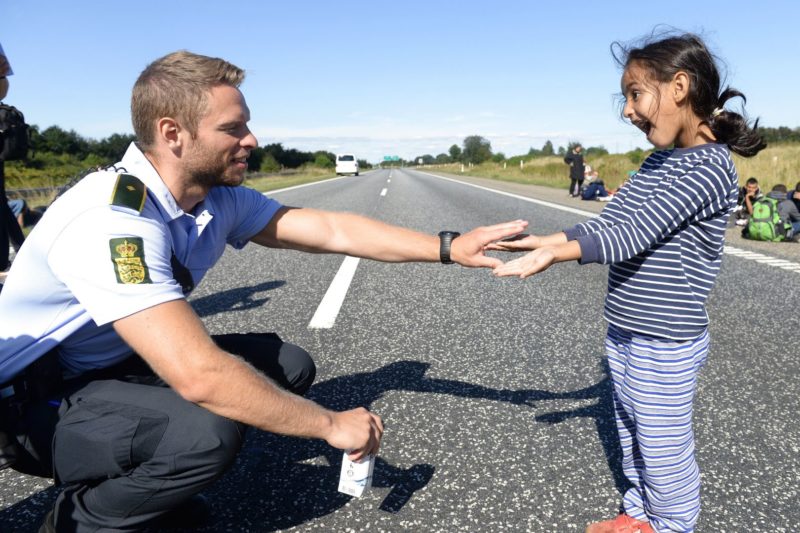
244, 166, 339, 193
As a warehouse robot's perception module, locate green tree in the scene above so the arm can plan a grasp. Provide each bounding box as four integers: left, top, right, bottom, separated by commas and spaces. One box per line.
462, 135, 492, 164
491, 152, 506, 163
448, 144, 462, 162
260, 152, 281, 173
92, 133, 136, 161
313, 152, 334, 168
541, 140, 555, 156
435, 153, 451, 164
585, 145, 609, 157
36, 126, 91, 158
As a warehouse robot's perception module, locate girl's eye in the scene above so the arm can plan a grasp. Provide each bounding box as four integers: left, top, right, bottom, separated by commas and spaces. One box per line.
631, 91, 640, 101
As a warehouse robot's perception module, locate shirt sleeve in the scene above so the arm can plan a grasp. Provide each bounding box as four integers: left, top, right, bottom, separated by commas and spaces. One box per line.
575, 159, 732, 265
48, 206, 185, 326
563, 180, 635, 241
212, 186, 283, 249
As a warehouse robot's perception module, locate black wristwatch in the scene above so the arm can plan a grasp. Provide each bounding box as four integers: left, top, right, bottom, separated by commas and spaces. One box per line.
437, 231, 461, 264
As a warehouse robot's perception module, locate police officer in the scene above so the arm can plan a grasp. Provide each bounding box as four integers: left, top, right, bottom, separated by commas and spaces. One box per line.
0, 51, 526, 532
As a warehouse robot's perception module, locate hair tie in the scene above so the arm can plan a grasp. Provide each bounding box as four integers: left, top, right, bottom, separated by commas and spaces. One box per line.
711, 107, 724, 118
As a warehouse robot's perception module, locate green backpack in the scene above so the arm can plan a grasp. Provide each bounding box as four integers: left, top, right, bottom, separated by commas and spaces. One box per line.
746, 196, 790, 241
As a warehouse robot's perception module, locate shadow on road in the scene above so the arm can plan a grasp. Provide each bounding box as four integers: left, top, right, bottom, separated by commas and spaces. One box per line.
0, 360, 627, 531
534, 359, 631, 497
190, 280, 286, 318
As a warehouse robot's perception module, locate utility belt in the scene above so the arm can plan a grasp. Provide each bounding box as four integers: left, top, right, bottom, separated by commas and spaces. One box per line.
0, 348, 63, 470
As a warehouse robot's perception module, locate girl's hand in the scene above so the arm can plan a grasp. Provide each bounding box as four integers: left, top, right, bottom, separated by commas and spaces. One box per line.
484, 234, 541, 252
492, 247, 556, 278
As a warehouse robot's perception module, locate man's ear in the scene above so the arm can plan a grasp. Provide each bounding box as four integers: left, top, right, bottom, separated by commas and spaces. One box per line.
155, 117, 182, 149
672, 71, 691, 105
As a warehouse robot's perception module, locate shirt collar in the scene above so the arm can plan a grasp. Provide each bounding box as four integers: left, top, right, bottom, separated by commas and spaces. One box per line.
117, 142, 215, 222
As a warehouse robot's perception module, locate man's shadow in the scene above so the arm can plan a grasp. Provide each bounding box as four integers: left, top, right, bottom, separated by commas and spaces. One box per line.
189, 280, 286, 318
196, 360, 548, 531
0, 359, 628, 532
196, 359, 628, 531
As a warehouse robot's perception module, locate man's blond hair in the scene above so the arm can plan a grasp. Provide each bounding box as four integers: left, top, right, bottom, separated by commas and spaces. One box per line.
131, 51, 245, 151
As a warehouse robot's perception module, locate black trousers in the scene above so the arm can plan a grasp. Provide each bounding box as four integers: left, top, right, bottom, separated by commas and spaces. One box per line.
11, 332, 316, 532
569, 177, 584, 197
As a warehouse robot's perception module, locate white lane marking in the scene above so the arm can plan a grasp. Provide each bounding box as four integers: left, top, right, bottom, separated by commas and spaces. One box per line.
724, 246, 800, 273
308, 256, 361, 329
262, 170, 379, 196
387, 179, 391, 183
415, 170, 597, 217
415, 170, 800, 275
380, 188, 388, 197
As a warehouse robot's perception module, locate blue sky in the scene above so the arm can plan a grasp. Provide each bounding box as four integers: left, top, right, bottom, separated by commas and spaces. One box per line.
3, 0, 798, 163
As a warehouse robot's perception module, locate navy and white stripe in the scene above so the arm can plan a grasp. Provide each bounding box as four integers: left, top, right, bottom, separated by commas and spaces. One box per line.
564, 144, 738, 340
606, 324, 709, 533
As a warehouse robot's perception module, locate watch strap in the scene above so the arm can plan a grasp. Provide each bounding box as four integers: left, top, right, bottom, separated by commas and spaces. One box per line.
438, 231, 461, 264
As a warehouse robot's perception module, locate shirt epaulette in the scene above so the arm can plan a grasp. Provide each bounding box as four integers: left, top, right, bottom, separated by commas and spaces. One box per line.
109, 174, 147, 214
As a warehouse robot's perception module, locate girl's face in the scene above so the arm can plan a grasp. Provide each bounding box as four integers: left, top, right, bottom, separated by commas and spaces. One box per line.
621, 62, 687, 149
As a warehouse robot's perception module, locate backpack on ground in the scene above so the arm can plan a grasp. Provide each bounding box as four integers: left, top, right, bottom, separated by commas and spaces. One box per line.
745, 196, 790, 241
0, 103, 30, 161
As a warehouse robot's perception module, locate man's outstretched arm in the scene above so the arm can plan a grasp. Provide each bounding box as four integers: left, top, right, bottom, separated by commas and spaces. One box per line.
251, 206, 527, 269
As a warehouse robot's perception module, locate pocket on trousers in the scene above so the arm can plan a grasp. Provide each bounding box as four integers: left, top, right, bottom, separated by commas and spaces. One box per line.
53, 393, 168, 483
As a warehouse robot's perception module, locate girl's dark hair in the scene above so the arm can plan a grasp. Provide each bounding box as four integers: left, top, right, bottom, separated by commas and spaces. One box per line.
611, 31, 766, 157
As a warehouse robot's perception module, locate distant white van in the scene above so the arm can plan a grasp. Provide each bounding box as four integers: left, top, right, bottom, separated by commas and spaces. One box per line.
335, 154, 359, 176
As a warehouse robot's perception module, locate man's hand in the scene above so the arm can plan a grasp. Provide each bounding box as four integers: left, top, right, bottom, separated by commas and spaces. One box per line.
451, 220, 528, 268
325, 408, 384, 461
492, 247, 557, 278
483, 233, 541, 253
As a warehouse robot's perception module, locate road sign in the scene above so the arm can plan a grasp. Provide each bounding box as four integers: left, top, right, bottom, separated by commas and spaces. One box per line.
383, 155, 400, 162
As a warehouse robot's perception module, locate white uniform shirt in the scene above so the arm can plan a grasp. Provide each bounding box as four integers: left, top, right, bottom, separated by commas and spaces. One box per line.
0, 143, 281, 381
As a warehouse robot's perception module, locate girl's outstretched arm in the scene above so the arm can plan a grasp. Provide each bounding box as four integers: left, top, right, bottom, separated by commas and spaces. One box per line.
492, 240, 581, 278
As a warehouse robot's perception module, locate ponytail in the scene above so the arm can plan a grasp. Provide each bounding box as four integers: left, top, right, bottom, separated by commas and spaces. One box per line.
707, 88, 766, 158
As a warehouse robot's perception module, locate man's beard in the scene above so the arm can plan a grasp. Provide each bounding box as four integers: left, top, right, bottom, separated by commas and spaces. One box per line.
185, 146, 242, 188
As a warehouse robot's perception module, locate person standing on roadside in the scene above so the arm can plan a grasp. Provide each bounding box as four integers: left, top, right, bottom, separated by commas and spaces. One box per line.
0, 50, 527, 532
564, 144, 585, 197
0, 42, 25, 276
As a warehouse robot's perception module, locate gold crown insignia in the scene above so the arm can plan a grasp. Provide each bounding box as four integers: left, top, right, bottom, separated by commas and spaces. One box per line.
115, 239, 138, 258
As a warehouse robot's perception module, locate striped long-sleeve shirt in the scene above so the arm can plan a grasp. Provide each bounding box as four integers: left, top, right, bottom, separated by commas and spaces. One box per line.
564, 143, 738, 340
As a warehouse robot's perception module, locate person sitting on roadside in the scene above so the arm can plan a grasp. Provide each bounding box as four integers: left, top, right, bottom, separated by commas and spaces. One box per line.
771, 183, 800, 239
744, 184, 800, 241
581, 170, 612, 201
733, 176, 761, 226
7, 198, 43, 230
789, 181, 800, 211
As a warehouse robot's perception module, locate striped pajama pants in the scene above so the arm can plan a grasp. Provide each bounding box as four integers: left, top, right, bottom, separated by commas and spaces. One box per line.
605, 324, 710, 533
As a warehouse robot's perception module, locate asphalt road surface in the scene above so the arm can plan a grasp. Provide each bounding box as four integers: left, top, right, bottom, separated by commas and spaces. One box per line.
2, 169, 798, 532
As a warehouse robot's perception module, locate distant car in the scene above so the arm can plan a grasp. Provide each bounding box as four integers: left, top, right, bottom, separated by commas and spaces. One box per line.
335, 154, 359, 176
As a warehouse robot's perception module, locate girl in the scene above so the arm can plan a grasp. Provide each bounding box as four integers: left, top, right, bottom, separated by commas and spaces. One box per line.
490, 32, 765, 533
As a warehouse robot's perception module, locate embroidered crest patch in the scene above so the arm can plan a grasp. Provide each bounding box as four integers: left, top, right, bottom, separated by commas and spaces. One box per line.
109, 237, 152, 285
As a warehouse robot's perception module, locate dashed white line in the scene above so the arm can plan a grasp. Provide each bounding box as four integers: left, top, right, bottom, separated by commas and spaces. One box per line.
723, 246, 800, 273
308, 256, 361, 329
380, 188, 388, 197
